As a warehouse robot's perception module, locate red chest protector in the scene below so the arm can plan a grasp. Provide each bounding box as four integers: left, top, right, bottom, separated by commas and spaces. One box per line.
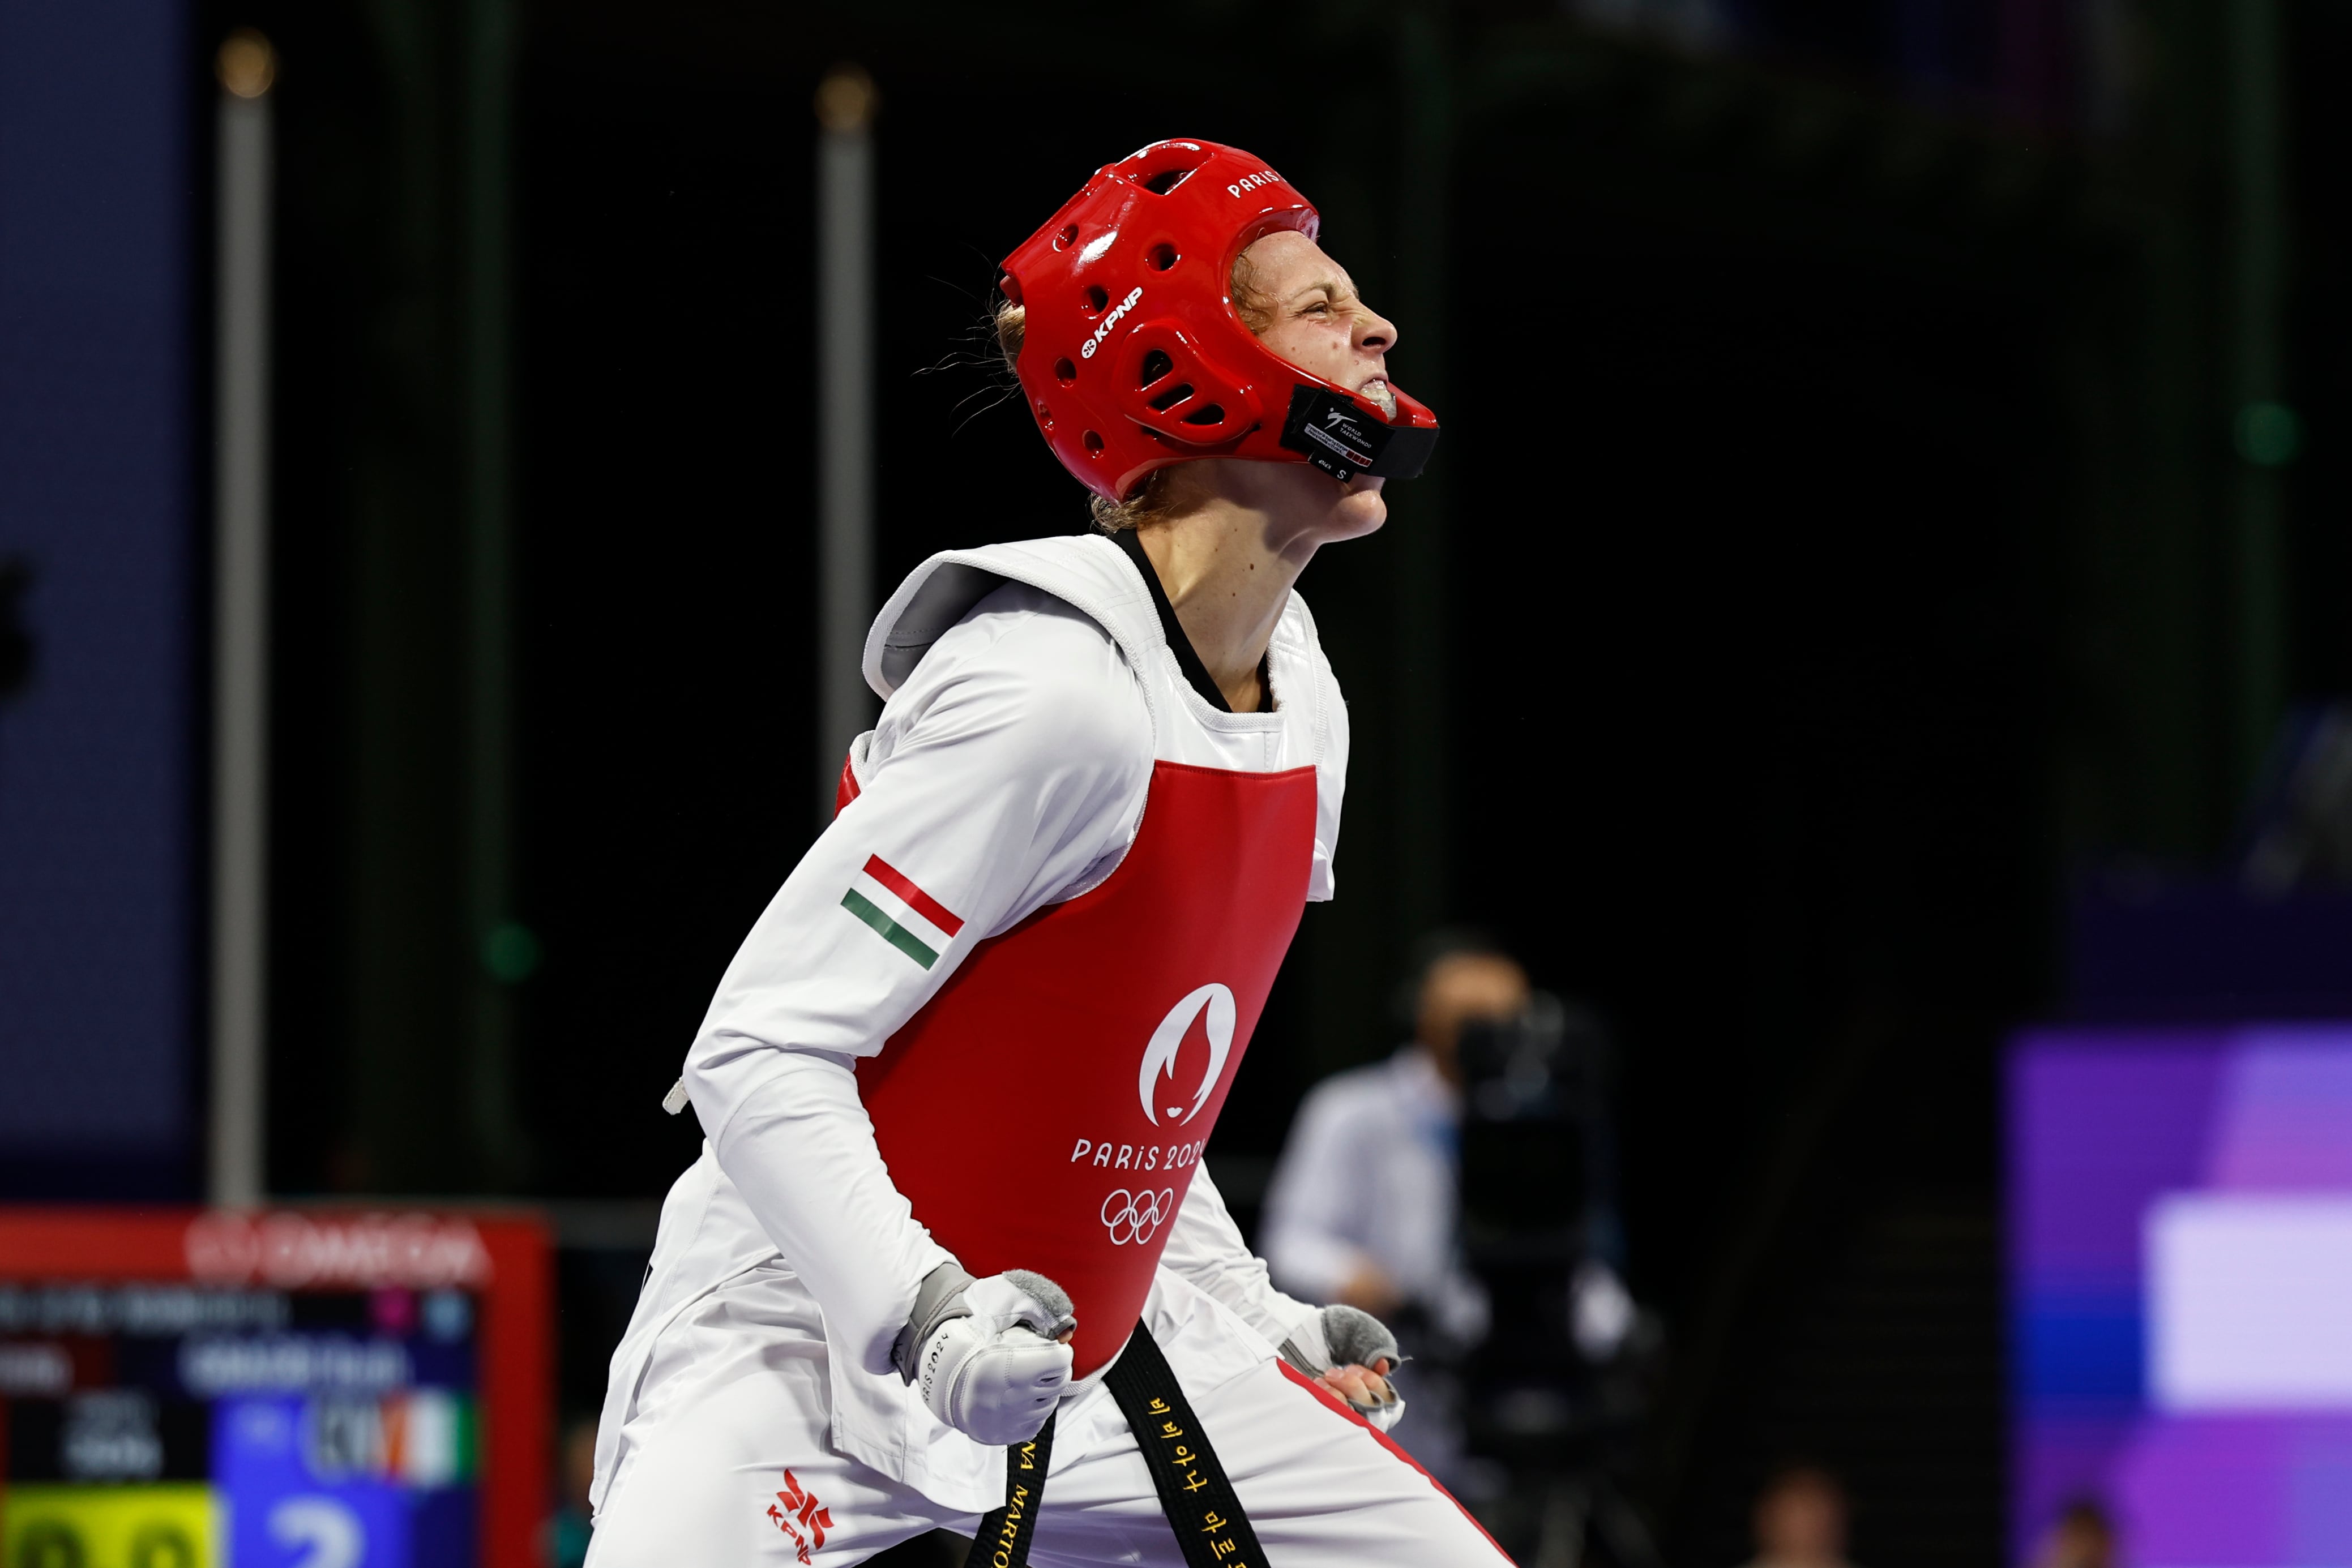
843, 756, 1316, 1378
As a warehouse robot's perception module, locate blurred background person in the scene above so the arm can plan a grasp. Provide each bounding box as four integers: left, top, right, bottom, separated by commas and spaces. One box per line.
1263, 932, 1521, 1339
1743, 1464, 1855, 1568
1261, 933, 1524, 1492
2025, 1498, 2116, 1568
548, 1415, 600, 1568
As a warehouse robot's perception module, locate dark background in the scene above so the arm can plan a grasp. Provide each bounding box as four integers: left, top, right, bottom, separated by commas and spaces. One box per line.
160, 0, 2351, 1560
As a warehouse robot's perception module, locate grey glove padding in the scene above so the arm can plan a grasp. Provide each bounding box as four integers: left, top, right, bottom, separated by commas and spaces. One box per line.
891, 1263, 1078, 1384
893, 1262, 976, 1383
1318, 1303, 1401, 1372
891, 1263, 1078, 1446
1002, 1269, 1075, 1325
1281, 1304, 1406, 1432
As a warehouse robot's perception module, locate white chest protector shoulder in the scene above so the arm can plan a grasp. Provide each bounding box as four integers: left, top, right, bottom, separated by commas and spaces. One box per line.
863, 532, 1346, 787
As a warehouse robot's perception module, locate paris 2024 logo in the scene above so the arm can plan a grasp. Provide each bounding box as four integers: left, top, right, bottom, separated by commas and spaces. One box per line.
1086, 983, 1238, 1246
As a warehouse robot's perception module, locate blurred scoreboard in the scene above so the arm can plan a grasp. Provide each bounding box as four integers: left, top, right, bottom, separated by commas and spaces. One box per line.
0, 1209, 549, 1568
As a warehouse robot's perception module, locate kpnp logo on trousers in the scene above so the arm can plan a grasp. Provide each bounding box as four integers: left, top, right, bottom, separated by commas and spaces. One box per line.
767, 1468, 831, 1563
1137, 982, 1235, 1126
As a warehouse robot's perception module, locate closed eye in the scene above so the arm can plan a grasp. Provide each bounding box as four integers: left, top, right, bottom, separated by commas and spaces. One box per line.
1285, 279, 1357, 322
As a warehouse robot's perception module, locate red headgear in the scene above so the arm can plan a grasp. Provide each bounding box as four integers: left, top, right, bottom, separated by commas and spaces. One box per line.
999, 139, 1440, 503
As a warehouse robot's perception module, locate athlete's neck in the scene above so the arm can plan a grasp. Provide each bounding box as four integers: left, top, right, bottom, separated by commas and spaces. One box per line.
1131, 459, 1385, 713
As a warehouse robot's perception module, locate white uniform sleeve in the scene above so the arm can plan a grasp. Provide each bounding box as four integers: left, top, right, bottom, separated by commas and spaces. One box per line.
711, 1052, 952, 1372
683, 585, 1153, 1375
1160, 1165, 1318, 1349
1291, 594, 1349, 904
1258, 1079, 1379, 1304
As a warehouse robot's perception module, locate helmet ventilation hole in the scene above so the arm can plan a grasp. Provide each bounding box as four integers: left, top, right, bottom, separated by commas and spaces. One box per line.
1034, 400, 1054, 429
1055, 224, 1080, 249
1140, 167, 1194, 195
1147, 243, 1178, 271
1083, 430, 1105, 456
1148, 383, 1194, 413
1053, 357, 1077, 385
1083, 285, 1109, 315
1137, 349, 1173, 387
1180, 404, 1226, 427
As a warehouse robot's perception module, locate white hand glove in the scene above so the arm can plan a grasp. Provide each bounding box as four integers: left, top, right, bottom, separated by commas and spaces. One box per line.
1280, 1303, 1406, 1432
892, 1263, 1076, 1446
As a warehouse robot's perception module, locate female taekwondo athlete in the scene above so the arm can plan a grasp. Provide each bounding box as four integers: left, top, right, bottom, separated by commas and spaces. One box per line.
585, 138, 1512, 1568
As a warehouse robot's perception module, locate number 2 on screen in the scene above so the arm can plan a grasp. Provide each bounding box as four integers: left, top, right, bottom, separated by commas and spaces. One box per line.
268, 1497, 364, 1568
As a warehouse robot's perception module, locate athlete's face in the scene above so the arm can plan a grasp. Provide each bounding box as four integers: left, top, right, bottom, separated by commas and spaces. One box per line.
1226, 230, 1401, 541
1237, 230, 1401, 421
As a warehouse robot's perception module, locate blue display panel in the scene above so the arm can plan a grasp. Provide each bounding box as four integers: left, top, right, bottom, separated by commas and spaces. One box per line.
0, 0, 198, 1195
0, 1282, 480, 1567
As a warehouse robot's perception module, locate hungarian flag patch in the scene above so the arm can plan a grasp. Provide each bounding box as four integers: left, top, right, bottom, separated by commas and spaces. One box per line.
840, 854, 964, 970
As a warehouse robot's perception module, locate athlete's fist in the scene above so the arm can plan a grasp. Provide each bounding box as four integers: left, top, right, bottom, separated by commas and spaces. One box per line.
892, 1263, 1077, 1446
1280, 1303, 1406, 1432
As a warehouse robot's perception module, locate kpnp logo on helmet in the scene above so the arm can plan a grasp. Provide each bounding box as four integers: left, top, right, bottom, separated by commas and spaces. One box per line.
1138, 983, 1235, 1125
1079, 285, 1144, 360
999, 137, 1439, 502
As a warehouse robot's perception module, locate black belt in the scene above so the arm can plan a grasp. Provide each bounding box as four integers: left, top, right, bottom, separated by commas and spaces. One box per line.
963, 1413, 1053, 1568
963, 1324, 1267, 1568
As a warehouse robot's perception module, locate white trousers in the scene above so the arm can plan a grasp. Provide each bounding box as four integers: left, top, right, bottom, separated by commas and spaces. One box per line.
587, 1280, 1511, 1567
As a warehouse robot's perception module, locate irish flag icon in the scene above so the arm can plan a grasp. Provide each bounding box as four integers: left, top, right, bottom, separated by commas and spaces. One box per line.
841, 854, 965, 970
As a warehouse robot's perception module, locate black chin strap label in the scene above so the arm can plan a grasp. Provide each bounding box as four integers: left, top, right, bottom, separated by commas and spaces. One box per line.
962, 1413, 1053, 1568
1279, 384, 1439, 483
961, 1326, 1267, 1568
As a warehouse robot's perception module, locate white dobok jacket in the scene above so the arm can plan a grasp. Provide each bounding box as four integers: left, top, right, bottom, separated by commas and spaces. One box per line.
592, 534, 1352, 1515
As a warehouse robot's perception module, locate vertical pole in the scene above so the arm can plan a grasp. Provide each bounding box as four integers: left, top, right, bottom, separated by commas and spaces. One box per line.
464, 0, 524, 1185
209, 31, 275, 1209
1392, 5, 1452, 936
815, 67, 878, 822
2227, 0, 2287, 797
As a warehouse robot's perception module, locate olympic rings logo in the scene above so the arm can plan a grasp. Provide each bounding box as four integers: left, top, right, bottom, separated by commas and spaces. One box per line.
1101, 1188, 1175, 1246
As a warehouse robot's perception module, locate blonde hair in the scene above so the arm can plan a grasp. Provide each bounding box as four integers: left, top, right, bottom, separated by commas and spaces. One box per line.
994, 245, 1278, 533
